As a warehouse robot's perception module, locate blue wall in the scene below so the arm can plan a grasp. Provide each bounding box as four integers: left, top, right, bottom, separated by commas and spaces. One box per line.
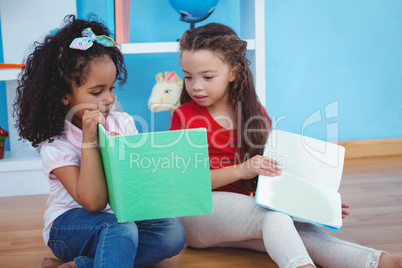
265, 1, 402, 141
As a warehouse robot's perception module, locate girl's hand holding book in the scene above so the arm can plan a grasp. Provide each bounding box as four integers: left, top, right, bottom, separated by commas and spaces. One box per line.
341, 203, 350, 219
82, 110, 106, 148
239, 155, 282, 180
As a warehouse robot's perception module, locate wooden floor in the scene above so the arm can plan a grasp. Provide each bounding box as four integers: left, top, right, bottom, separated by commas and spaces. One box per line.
1, 155, 401, 268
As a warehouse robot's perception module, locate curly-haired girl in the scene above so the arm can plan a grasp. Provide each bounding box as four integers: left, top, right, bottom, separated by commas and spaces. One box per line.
14, 15, 185, 268
170, 22, 402, 268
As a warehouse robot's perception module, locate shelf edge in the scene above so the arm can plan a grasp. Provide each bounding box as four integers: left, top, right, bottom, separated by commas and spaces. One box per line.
0, 150, 43, 172
0, 69, 20, 81
119, 39, 256, 54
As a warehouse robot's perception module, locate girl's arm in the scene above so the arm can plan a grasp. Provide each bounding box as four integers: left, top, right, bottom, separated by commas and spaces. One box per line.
210, 155, 282, 189
52, 110, 108, 211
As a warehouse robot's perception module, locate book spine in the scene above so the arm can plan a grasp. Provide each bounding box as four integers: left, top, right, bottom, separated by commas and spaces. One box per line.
109, 138, 125, 222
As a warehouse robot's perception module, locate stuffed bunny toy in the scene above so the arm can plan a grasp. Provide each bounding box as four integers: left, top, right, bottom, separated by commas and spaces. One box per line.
148, 71, 183, 113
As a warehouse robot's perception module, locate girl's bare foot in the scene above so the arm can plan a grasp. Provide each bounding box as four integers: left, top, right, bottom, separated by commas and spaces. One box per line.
59, 261, 76, 268
379, 253, 402, 268
40, 258, 75, 268
41, 258, 64, 268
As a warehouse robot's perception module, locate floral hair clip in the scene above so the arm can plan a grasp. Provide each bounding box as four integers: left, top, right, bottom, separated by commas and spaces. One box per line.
69, 27, 116, 50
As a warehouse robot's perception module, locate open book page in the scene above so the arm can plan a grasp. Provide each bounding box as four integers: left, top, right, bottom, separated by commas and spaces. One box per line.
257, 172, 342, 231
255, 129, 345, 231
265, 129, 345, 191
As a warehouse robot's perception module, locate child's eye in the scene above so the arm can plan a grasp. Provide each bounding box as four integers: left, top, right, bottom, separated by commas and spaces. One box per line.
110, 86, 115, 92
204, 76, 213, 80
184, 76, 192, 80
91, 91, 101, 96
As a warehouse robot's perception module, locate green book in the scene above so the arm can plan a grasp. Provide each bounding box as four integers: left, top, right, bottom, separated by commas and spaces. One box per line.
98, 125, 213, 222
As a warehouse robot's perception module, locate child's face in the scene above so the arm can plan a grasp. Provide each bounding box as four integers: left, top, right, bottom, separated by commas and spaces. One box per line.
181, 49, 236, 109
63, 56, 117, 129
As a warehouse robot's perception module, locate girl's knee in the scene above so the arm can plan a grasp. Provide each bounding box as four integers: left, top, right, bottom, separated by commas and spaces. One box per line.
117, 221, 139, 234
160, 218, 186, 250
263, 210, 293, 224
106, 221, 139, 245
295, 221, 327, 237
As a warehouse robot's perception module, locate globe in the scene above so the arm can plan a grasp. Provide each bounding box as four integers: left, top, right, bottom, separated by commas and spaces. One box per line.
168, 0, 219, 20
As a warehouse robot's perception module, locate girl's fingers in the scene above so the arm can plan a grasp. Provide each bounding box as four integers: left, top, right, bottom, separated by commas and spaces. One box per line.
262, 168, 281, 176
260, 163, 281, 174
244, 155, 282, 178
260, 157, 282, 174
98, 112, 106, 126
83, 110, 105, 125
258, 169, 278, 177
262, 155, 280, 166
341, 204, 350, 219
109, 132, 120, 137
342, 210, 350, 219
262, 156, 281, 168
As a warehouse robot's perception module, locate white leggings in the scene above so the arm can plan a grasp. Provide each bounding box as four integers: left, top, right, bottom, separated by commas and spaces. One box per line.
177, 191, 383, 268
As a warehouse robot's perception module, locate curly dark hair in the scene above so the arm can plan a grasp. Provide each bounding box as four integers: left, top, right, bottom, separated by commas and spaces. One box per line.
13, 14, 127, 147
179, 22, 271, 193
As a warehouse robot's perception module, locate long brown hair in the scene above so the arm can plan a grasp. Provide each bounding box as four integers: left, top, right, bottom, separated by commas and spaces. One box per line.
178, 23, 270, 193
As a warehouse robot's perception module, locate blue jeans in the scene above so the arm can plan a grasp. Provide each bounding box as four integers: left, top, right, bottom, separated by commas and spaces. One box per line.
48, 208, 186, 268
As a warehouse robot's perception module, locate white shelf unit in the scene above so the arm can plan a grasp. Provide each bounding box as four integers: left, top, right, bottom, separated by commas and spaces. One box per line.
0, 0, 77, 197
0, 68, 50, 197
0, 0, 265, 196
119, 39, 256, 54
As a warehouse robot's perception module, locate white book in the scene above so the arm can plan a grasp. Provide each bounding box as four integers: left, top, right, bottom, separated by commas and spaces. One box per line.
255, 129, 345, 232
